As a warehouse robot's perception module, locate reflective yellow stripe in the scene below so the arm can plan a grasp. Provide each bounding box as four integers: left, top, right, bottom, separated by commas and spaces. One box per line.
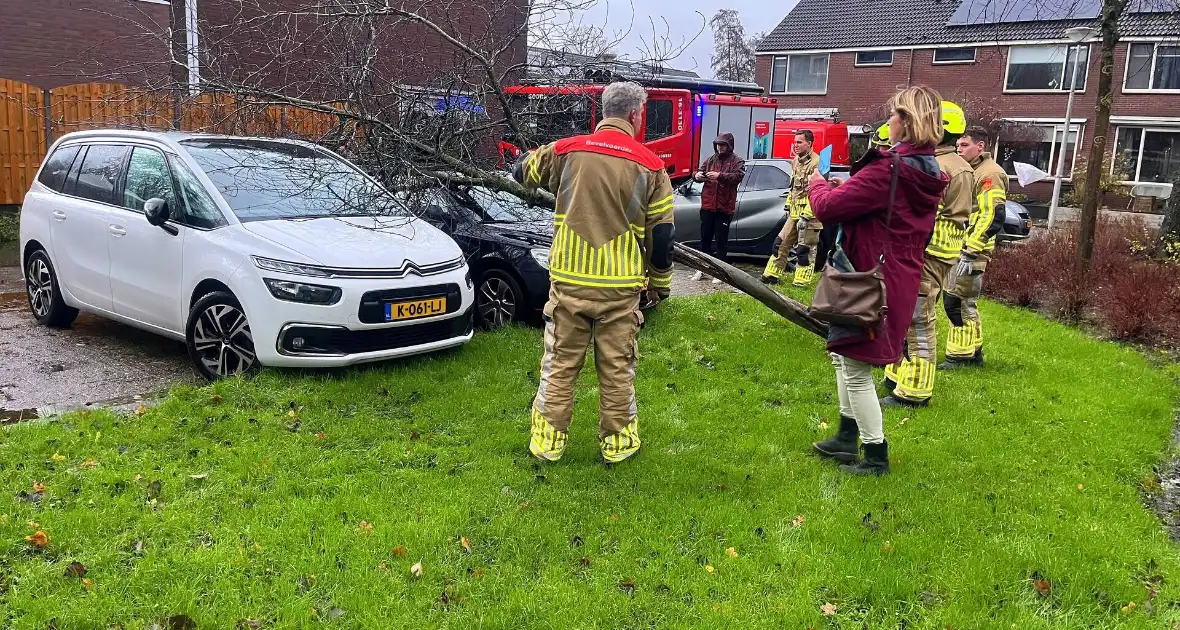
649, 275, 672, 288
648, 195, 673, 210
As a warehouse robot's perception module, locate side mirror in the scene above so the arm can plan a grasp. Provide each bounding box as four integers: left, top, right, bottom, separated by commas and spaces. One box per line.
144, 198, 170, 227
677, 183, 694, 197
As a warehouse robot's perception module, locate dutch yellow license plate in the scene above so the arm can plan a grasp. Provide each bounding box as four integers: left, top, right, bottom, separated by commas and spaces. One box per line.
385, 297, 447, 321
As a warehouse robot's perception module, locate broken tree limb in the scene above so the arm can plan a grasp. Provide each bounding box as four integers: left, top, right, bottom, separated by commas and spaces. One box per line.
672, 244, 830, 339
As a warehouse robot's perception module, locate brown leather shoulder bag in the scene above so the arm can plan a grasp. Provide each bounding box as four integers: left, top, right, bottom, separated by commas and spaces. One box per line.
808, 151, 900, 329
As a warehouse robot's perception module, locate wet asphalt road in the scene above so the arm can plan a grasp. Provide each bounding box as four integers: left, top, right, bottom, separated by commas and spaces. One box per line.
0, 257, 199, 417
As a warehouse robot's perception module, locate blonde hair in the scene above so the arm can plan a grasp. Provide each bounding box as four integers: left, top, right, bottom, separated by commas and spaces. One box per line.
887, 86, 943, 148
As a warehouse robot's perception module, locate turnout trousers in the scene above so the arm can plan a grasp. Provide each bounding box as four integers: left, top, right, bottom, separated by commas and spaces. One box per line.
529, 284, 643, 463
885, 257, 954, 403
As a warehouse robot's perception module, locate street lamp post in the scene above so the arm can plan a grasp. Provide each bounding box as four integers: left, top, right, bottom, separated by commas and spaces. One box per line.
1047, 26, 1097, 231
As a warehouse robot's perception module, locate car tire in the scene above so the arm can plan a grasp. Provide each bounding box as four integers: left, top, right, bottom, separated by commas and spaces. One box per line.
25, 249, 78, 328
476, 269, 523, 329
186, 291, 258, 381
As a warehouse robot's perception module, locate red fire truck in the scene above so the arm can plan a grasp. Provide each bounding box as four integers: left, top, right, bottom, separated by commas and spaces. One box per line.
771, 110, 853, 168
503, 75, 779, 183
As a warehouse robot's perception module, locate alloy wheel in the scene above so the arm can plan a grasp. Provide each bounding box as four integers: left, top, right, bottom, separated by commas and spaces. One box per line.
478, 276, 516, 328
26, 258, 53, 319
191, 303, 256, 377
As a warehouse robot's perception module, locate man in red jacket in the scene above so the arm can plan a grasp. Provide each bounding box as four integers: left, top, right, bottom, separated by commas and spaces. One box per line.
692, 133, 745, 282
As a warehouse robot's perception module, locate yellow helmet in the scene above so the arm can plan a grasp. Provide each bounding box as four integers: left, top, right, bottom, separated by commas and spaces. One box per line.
870, 123, 891, 147
942, 100, 966, 135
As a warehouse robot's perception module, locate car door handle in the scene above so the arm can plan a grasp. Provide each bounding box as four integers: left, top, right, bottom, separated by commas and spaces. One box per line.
109, 225, 127, 237
52, 210, 67, 221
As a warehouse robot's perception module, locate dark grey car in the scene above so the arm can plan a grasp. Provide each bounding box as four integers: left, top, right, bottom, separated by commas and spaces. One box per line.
673, 158, 795, 256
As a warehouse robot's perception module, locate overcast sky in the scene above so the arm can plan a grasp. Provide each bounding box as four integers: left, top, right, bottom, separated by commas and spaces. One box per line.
564, 1, 797, 78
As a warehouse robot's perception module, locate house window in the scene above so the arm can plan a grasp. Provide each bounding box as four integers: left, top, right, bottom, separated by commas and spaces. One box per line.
1005, 44, 1089, 91
1125, 43, 1180, 91
1114, 127, 1180, 183
770, 54, 829, 94
998, 123, 1083, 178
933, 47, 977, 64
855, 50, 893, 66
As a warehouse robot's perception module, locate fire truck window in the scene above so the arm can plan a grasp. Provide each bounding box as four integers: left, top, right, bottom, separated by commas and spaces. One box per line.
644, 100, 675, 141
510, 94, 594, 145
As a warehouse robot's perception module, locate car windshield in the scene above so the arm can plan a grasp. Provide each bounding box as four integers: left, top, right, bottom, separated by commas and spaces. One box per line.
451, 186, 551, 223
181, 140, 410, 222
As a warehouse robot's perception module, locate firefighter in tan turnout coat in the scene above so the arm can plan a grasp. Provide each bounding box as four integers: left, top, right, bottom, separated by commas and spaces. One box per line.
514, 82, 676, 464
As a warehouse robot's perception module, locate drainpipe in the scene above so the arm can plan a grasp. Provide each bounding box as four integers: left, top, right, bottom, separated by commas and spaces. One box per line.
906, 49, 914, 87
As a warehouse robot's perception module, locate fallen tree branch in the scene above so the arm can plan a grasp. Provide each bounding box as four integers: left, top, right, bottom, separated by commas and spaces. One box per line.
671, 245, 829, 339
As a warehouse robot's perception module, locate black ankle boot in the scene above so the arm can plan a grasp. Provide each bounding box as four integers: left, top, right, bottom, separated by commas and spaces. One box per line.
812, 415, 859, 462
840, 441, 890, 476
938, 349, 984, 370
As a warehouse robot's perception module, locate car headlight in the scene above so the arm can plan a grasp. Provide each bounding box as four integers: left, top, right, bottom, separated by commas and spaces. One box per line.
530, 248, 550, 270
252, 256, 332, 278
263, 278, 342, 305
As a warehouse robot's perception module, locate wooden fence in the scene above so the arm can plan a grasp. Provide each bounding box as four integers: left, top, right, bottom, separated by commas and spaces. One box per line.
0, 80, 344, 205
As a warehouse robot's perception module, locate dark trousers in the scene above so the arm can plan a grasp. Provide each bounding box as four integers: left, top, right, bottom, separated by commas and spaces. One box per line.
814, 225, 838, 272
699, 209, 731, 262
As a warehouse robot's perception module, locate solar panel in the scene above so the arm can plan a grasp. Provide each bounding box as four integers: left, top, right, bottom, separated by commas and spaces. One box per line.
946, 0, 1101, 26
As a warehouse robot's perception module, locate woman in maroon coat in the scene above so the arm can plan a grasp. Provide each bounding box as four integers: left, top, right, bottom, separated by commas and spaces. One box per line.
807, 86, 948, 476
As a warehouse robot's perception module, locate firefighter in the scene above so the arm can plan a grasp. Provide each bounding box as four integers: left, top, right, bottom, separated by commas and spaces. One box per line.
882, 101, 973, 407
761, 130, 821, 286
944, 125, 1007, 369
513, 81, 676, 464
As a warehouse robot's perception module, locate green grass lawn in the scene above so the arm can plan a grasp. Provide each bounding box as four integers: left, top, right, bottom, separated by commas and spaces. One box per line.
1, 293, 1178, 628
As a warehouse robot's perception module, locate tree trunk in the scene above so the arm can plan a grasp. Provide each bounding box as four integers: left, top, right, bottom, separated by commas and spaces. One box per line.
1076, 0, 1129, 275
672, 244, 829, 339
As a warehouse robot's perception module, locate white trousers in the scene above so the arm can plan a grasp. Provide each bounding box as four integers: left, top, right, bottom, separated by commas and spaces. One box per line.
831, 353, 885, 444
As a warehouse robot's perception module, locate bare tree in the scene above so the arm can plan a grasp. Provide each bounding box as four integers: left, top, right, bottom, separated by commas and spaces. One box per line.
709, 9, 755, 83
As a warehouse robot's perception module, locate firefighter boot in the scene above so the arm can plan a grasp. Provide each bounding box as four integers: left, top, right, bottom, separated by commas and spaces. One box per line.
601, 418, 641, 464
529, 407, 568, 462
938, 349, 984, 370
812, 415, 859, 462
792, 246, 815, 287
882, 362, 899, 394
839, 441, 890, 476
880, 393, 928, 409
760, 257, 783, 284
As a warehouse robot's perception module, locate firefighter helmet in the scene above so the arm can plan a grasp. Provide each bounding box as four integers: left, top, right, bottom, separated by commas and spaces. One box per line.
942, 100, 966, 135
871, 123, 891, 147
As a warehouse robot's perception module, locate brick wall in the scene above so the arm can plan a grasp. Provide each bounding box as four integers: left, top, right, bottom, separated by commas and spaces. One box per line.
0, 0, 172, 89
195, 0, 527, 96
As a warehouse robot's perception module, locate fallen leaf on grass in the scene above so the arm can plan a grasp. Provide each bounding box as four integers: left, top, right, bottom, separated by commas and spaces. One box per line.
81, 578, 93, 591
51, 453, 67, 463
236, 620, 261, 630
619, 578, 637, 596
410, 560, 424, 578
135, 406, 148, 416
134, 474, 143, 482
26, 531, 49, 548
188, 473, 209, 480
1077, 484, 1084, 490
821, 602, 837, 616
704, 564, 715, 574
1033, 578, 1052, 597
579, 557, 591, 569
315, 432, 327, 441
81, 459, 99, 469
883, 540, 894, 553
64, 561, 88, 577
791, 515, 805, 528
725, 547, 738, 558
358, 521, 375, 535
460, 536, 472, 554
32, 482, 45, 493
1121, 601, 1136, 614
287, 409, 297, 418
327, 608, 345, 620
391, 546, 408, 558
900, 417, 909, 426
211, 394, 223, 404
817, 421, 828, 431
468, 567, 486, 578
378, 561, 389, 570
610, 514, 620, 522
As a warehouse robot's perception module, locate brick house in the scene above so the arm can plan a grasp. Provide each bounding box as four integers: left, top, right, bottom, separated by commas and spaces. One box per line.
754, 0, 1180, 203
0, 0, 526, 92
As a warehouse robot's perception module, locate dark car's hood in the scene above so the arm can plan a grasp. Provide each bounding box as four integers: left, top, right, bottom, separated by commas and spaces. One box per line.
482, 220, 554, 246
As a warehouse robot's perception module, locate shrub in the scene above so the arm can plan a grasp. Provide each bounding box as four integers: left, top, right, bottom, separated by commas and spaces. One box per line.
985, 217, 1180, 348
